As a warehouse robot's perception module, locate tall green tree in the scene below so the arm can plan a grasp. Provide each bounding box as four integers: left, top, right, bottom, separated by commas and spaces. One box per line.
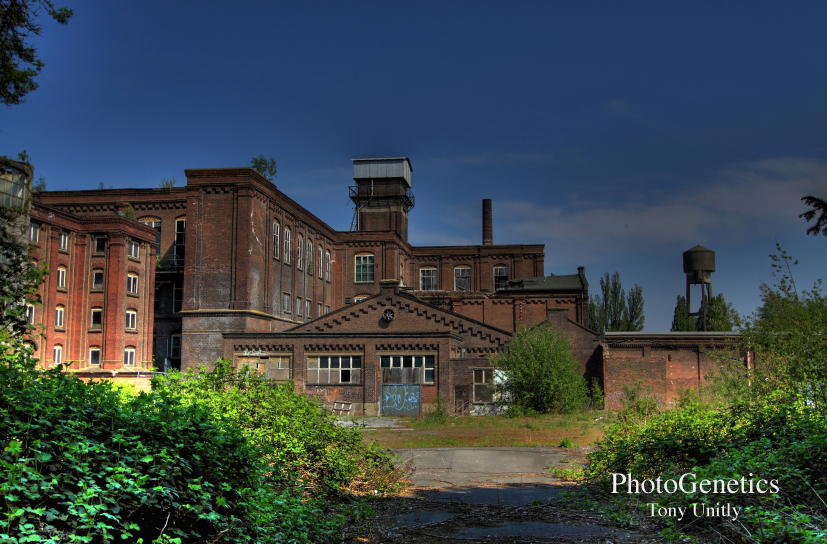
670, 295, 694, 331
588, 271, 645, 334
491, 323, 588, 414
1, 0, 73, 106
250, 154, 278, 181
670, 293, 739, 332
800, 195, 827, 236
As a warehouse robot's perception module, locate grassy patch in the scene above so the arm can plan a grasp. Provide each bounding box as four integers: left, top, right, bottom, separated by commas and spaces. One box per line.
362, 411, 612, 449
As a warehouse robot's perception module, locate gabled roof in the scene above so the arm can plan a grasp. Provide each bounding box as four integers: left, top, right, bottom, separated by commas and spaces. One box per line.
286, 281, 512, 352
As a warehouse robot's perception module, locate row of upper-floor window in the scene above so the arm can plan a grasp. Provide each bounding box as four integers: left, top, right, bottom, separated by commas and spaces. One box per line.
29, 224, 144, 260
28, 304, 142, 332
271, 222, 332, 281
350, 254, 509, 291
137, 217, 185, 263
279, 292, 330, 320
48, 265, 142, 294
51, 345, 140, 367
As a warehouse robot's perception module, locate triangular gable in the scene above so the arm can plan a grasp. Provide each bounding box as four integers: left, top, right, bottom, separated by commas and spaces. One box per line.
287, 281, 512, 352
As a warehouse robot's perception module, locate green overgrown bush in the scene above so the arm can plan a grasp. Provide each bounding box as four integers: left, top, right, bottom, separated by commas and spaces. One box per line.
492, 322, 588, 414
0, 353, 397, 543
151, 360, 402, 496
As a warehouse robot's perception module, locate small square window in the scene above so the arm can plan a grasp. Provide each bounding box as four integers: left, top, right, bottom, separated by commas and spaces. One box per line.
58, 232, 68, 251
91, 309, 102, 329
89, 348, 101, 366
92, 271, 104, 290
94, 236, 106, 253
127, 240, 140, 259
125, 310, 137, 330
127, 274, 139, 294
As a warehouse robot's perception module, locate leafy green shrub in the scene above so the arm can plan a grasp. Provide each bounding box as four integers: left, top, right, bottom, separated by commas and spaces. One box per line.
492, 323, 588, 414
152, 360, 402, 496
0, 353, 371, 543
423, 395, 449, 424
558, 437, 576, 448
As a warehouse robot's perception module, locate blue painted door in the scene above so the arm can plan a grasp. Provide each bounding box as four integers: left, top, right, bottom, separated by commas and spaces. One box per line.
382, 384, 421, 417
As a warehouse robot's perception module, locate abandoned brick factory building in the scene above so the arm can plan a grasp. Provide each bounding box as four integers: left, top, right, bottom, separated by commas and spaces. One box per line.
27, 157, 733, 415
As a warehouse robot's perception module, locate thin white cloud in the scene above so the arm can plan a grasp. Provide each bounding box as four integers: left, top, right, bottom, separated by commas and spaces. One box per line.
494, 157, 827, 264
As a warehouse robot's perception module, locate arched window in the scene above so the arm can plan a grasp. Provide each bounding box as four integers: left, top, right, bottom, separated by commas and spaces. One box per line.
306, 239, 312, 274
454, 266, 471, 291
420, 267, 437, 290
55, 305, 65, 329
124, 347, 136, 366
355, 253, 374, 282
127, 273, 139, 294
53, 344, 63, 365
284, 228, 291, 264
57, 266, 66, 289
325, 251, 331, 281
125, 309, 137, 330
273, 221, 280, 259
318, 246, 323, 278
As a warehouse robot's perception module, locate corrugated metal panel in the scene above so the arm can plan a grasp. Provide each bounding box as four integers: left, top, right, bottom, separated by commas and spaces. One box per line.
352, 158, 412, 187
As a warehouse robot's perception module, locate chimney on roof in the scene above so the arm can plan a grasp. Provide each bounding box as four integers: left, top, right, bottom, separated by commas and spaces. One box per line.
482, 199, 493, 245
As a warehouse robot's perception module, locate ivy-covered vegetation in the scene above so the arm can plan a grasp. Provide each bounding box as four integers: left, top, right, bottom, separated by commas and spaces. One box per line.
586, 247, 827, 543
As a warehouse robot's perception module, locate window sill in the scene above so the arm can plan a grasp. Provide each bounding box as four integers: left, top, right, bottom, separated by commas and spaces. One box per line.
125, 329, 138, 334
91, 288, 104, 292
354, 280, 375, 284
56, 288, 67, 293
54, 328, 65, 333
58, 249, 69, 254
127, 256, 140, 263
127, 292, 139, 298
88, 328, 103, 333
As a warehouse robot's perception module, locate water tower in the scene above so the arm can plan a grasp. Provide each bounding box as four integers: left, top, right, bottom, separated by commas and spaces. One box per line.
683, 245, 715, 331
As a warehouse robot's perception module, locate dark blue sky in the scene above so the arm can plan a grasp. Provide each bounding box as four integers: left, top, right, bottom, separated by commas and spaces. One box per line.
4, 1, 827, 330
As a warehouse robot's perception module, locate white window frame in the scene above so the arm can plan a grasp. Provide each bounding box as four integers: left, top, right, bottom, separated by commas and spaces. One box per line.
55, 306, 64, 329
454, 266, 471, 291
473, 368, 499, 403
124, 348, 135, 366
420, 267, 437, 290
284, 228, 291, 265
53, 345, 63, 365
318, 247, 323, 278
127, 240, 140, 259
89, 348, 101, 366
306, 240, 312, 274
307, 355, 363, 384
325, 251, 331, 281
57, 267, 66, 289
29, 223, 39, 243
125, 310, 137, 330
90, 308, 102, 329
92, 270, 104, 290
380, 355, 435, 384
273, 221, 280, 259
355, 254, 374, 283
25, 304, 34, 324
58, 231, 68, 251
297, 235, 304, 269
127, 274, 139, 294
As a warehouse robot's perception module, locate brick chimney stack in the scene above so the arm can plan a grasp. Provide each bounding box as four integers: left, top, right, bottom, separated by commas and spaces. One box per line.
482, 199, 493, 245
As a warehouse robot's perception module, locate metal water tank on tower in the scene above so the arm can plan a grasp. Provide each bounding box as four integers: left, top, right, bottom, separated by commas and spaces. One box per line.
683, 245, 715, 331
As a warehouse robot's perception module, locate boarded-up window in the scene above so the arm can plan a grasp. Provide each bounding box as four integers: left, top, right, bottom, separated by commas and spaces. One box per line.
381, 355, 435, 384
238, 356, 290, 381
307, 355, 362, 384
